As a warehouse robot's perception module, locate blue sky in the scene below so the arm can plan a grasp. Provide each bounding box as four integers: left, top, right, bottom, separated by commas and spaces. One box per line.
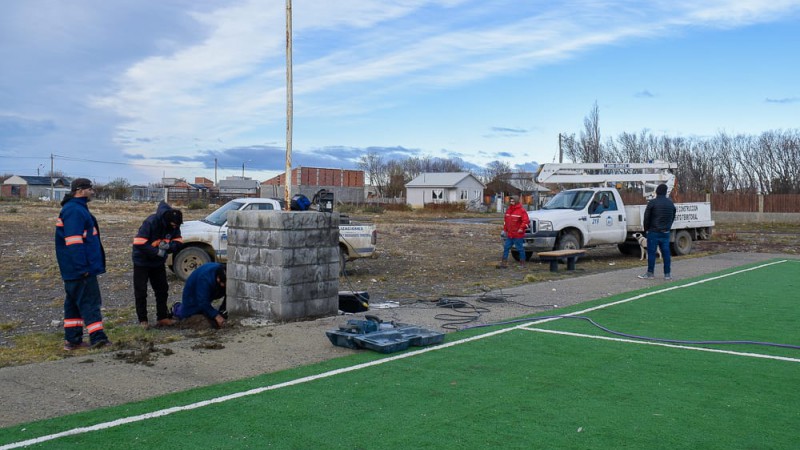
1, 0, 799, 185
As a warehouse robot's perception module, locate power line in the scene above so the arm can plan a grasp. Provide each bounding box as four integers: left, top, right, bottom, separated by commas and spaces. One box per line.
51, 154, 209, 169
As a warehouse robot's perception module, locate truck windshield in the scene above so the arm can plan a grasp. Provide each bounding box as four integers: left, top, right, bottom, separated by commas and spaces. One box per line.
542, 191, 594, 210
203, 201, 245, 226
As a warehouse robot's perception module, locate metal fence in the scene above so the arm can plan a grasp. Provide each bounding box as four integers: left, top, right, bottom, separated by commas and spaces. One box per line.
619, 191, 800, 213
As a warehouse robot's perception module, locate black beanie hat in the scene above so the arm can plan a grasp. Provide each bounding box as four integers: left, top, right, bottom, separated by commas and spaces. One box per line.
70, 178, 93, 192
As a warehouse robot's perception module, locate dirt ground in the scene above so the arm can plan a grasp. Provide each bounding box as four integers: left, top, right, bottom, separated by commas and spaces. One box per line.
0, 200, 798, 427
0, 201, 798, 347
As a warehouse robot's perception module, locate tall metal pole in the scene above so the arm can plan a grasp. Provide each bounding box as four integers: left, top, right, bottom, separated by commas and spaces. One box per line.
50, 153, 54, 201
284, 0, 293, 210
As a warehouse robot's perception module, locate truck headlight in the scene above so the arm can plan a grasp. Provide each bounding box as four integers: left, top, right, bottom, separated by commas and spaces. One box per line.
538, 221, 553, 231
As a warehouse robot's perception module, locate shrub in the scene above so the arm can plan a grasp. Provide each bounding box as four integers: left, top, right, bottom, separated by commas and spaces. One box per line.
421, 202, 464, 213
362, 204, 385, 214
336, 203, 357, 214
186, 199, 208, 210
385, 203, 412, 212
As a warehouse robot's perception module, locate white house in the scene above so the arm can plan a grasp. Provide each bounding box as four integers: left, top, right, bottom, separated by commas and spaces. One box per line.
405, 172, 485, 208
1, 175, 71, 201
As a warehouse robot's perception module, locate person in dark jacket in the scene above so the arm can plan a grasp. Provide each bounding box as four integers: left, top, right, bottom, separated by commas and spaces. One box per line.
132, 201, 183, 328
55, 178, 112, 350
173, 263, 227, 329
638, 183, 677, 280
499, 195, 530, 268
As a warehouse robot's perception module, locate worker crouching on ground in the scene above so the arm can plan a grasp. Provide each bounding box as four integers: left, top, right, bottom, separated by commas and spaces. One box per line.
172, 263, 227, 329
499, 195, 530, 269
132, 201, 183, 328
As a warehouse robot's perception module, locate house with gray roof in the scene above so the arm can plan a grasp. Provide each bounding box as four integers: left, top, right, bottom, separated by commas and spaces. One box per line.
405, 172, 485, 208
1, 175, 71, 201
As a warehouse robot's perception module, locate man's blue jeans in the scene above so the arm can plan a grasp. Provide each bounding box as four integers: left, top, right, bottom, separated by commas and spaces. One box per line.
646, 231, 672, 276
502, 237, 526, 261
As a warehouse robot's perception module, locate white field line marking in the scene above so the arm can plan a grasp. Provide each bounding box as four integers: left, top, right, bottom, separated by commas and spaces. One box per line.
1, 259, 788, 449
523, 327, 800, 363
0, 327, 518, 449
525, 260, 789, 327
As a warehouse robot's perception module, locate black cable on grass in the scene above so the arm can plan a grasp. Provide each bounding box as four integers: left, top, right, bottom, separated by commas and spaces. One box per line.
434, 298, 490, 330
465, 315, 800, 350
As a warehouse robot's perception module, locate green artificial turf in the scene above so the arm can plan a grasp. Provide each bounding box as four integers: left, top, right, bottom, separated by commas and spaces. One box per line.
2, 259, 798, 449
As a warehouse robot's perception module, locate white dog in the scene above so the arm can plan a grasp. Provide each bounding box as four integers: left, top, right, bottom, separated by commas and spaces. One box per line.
633, 232, 662, 261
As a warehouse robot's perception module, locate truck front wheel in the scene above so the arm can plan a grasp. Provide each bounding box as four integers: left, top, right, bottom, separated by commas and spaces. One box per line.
671, 230, 693, 256
557, 232, 580, 251
173, 247, 211, 281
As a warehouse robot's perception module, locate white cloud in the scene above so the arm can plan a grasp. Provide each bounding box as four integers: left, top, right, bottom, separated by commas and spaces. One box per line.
86, 0, 800, 164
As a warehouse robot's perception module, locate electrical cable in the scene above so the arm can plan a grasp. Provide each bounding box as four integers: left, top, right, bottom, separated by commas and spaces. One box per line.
464, 315, 800, 350
433, 298, 490, 330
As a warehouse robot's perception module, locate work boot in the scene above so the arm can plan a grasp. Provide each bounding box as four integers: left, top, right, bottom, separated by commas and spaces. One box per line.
91, 339, 113, 349
496, 260, 508, 269
157, 318, 176, 327
139, 321, 150, 329
63, 341, 90, 351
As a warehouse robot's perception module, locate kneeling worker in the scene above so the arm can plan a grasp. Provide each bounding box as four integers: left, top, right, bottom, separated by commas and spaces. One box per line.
174, 263, 227, 328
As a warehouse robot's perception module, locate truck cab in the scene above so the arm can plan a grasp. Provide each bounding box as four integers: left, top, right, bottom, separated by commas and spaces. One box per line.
522, 188, 627, 258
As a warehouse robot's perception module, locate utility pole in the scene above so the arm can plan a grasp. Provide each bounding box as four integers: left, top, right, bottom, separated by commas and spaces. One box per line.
50, 153, 54, 202
284, 0, 293, 210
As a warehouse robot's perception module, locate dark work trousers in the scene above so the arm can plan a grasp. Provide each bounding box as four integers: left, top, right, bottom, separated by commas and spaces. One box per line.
133, 265, 170, 322
63, 275, 109, 345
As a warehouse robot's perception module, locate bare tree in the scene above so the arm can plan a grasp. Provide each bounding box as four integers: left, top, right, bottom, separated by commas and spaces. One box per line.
581, 101, 602, 162
481, 160, 512, 184
357, 150, 388, 197
104, 178, 132, 200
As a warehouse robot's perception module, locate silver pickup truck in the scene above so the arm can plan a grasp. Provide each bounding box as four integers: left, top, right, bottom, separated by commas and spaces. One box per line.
169, 197, 377, 280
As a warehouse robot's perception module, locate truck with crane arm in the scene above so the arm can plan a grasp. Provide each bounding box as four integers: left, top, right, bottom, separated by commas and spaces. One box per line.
515, 162, 714, 260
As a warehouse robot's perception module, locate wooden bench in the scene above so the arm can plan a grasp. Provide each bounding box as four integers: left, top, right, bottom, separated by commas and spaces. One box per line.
537, 249, 586, 272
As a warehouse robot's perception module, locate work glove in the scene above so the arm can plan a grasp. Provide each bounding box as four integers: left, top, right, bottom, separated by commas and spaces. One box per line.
157, 240, 169, 258
500, 230, 507, 238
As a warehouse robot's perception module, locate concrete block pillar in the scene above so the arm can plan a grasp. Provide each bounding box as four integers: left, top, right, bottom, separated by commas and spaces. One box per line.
226, 211, 339, 321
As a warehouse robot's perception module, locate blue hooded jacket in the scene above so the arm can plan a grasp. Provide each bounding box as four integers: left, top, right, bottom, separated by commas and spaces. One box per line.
55, 197, 106, 281
179, 263, 226, 320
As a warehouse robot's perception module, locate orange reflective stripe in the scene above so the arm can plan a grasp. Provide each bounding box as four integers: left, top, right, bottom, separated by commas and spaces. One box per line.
65, 235, 84, 246
151, 239, 162, 247
92, 226, 98, 236
56, 218, 64, 227
172, 237, 184, 243
133, 237, 148, 245
86, 321, 104, 333
64, 319, 84, 328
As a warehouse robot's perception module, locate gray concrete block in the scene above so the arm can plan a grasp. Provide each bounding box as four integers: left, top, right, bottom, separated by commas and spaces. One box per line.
227, 211, 339, 321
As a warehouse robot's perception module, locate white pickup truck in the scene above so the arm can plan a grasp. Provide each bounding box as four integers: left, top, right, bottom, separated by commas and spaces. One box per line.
518, 187, 714, 260
169, 197, 377, 280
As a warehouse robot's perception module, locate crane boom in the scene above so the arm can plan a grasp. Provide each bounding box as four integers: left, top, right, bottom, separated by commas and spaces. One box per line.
535, 162, 676, 198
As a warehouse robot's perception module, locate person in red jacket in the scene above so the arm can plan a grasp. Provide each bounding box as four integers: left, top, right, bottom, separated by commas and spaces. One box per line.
499, 195, 530, 268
